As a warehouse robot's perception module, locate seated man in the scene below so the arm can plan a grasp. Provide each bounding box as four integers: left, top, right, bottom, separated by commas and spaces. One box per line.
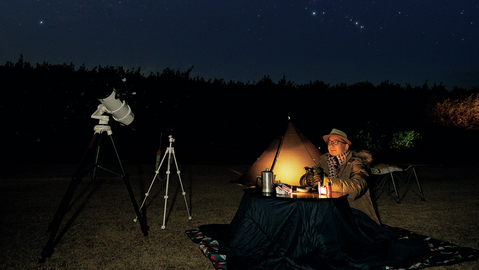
313, 128, 380, 224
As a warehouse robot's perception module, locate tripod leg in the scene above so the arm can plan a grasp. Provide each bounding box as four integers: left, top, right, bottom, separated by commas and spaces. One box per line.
90, 133, 103, 181
41, 134, 98, 262
171, 148, 192, 221
40, 132, 150, 263
135, 148, 169, 221
109, 135, 149, 236
144, 135, 190, 230
40, 175, 80, 262
161, 148, 173, 229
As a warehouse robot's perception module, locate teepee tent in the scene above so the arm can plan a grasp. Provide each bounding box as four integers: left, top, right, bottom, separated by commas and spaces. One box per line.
234, 121, 322, 186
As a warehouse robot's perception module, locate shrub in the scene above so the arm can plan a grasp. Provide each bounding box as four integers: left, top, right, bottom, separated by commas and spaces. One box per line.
352, 130, 421, 151
389, 130, 422, 150
431, 92, 479, 130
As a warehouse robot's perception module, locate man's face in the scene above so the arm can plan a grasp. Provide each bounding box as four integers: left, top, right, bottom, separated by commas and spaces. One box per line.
327, 135, 350, 156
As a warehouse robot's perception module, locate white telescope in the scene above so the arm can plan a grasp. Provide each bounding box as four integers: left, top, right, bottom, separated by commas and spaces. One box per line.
92, 88, 134, 126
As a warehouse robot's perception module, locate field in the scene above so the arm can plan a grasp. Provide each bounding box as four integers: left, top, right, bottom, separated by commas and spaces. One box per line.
1, 160, 478, 269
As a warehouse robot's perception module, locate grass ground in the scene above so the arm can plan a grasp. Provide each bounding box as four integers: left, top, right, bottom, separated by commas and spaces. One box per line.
1, 162, 478, 269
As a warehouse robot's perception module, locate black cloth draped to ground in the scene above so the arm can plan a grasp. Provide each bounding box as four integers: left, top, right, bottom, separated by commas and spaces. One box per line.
186, 191, 479, 270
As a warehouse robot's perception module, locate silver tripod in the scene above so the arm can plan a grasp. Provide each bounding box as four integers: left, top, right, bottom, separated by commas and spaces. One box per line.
134, 135, 192, 229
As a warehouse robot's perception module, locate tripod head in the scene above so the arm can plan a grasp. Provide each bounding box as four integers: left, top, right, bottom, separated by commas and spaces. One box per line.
91, 104, 113, 135
93, 123, 113, 135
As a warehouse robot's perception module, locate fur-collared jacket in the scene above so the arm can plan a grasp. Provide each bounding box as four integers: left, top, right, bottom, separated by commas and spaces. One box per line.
312, 150, 380, 224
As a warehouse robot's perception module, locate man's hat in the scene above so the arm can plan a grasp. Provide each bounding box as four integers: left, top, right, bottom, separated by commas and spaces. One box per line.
323, 128, 352, 145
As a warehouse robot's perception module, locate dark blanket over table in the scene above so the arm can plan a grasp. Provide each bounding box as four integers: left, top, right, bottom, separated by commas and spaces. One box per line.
202, 191, 430, 270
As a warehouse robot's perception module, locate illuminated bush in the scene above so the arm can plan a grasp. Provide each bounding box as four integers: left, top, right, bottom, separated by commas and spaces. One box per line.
353, 130, 421, 151
431, 92, 479, 130
389, 130, 422, 149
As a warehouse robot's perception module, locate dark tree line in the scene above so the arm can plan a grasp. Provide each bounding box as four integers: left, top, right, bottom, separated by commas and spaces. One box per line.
1, 56, 478, 161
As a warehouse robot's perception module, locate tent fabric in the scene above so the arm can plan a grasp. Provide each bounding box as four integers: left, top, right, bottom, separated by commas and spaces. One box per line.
234, 121, 322, 186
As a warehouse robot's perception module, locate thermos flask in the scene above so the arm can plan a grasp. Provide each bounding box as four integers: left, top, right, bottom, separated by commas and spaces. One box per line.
258, 168, 274, 194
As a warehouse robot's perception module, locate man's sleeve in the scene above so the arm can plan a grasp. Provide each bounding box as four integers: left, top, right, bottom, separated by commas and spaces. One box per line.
329, 159, 369, 200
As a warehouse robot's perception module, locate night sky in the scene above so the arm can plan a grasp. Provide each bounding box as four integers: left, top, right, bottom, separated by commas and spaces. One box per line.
1, 1, 478, 89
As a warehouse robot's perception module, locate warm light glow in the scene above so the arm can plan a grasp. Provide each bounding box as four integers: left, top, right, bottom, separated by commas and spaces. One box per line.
272, 146, 319, 186
269, 123, 321, 186
234, 121, 322, 187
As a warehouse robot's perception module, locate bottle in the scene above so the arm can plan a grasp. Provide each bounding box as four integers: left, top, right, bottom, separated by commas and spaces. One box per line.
261, 168, 274, 194
326, 181, 332, 198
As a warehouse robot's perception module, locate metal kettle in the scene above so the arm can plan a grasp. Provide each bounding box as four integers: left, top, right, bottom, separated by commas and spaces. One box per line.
257, 168, 274, 194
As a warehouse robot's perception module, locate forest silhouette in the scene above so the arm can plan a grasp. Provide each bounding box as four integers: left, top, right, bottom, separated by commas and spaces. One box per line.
2, 56, 478, 164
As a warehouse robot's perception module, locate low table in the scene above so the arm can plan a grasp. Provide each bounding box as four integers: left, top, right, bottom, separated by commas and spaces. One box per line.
220, 188, 377, 268
244, 187, 348, 200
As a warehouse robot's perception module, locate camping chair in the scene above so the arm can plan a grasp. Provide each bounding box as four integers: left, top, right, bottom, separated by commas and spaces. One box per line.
370, 165, 425, 204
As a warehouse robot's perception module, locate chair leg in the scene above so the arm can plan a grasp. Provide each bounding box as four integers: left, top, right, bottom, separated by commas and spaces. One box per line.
373, 166, 426, 204
374, 174, 396, 202
373, 174, 387, 202
389, 173, 401, 204
412, 167, 426, 201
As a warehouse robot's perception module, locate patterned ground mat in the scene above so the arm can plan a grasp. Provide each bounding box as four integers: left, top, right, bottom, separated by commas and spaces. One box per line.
186, 225, 479, 270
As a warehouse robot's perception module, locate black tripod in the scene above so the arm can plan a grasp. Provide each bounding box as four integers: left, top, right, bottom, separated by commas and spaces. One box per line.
39, 121, 149, 263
